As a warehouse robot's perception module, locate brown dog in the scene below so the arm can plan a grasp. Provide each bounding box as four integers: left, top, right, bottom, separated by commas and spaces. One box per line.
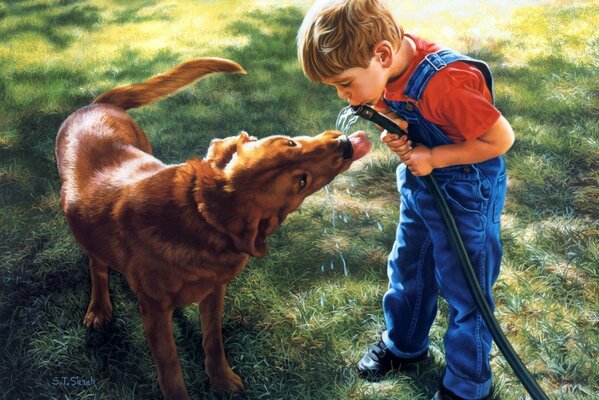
55, 57, 371, 399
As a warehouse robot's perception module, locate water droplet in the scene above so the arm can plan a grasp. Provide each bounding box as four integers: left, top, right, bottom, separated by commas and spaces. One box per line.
340, 253, 349, 276
324, 185, 337, 229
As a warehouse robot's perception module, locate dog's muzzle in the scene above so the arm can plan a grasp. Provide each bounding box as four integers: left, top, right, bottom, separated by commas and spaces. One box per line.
339, 135, 354, 160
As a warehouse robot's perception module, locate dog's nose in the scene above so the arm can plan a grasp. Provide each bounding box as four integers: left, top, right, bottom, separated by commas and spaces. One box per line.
338, 134, 354, 160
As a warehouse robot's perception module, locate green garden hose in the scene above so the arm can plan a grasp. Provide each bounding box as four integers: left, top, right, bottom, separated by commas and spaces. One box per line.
352, 104, 549, 400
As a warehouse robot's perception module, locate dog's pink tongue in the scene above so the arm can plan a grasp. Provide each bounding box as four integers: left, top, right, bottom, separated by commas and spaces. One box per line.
348, 131, 372, 161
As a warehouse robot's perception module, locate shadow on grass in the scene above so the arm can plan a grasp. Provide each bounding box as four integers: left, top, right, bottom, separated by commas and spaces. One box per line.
0, 1, 101, 48
108, 0, 172, 25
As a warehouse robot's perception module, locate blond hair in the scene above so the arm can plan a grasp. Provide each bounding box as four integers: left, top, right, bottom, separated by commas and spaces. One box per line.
297, 0, 404, 82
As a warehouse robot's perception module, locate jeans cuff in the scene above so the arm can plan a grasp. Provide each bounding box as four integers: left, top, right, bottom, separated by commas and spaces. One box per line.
442, 365, 492, 399
382, 330, 428, 360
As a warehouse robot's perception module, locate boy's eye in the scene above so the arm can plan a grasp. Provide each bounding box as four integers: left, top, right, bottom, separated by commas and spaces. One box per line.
340, 82, 351, 88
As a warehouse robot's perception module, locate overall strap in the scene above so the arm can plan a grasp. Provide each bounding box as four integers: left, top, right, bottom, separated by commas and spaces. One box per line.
404, 49, 495, 103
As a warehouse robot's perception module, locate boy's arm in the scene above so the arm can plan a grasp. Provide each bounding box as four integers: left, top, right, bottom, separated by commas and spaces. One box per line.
430, 115, 514, 168
382, 115, 514, 176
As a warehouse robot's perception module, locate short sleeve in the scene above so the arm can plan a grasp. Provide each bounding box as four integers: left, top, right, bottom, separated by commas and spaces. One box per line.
423, 65, 501, 141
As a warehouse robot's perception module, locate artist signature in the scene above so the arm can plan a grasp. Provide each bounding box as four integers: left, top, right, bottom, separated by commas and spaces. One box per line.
52, 376, 97, 388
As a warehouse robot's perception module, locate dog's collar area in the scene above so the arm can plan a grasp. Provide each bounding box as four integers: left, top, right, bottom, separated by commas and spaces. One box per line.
339, 135, 353, 160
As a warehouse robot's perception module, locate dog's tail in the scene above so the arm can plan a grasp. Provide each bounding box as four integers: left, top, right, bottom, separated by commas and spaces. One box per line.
92, 57, 245, 110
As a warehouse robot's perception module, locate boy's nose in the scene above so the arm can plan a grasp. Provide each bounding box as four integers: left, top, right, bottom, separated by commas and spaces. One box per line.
336, 87, 349, 101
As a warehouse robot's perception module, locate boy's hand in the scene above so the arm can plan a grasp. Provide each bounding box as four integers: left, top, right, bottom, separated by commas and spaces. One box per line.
403, 145, 434, 176
375, 105, 434, 176
381, 132, 434, 176
381, 131, 411, 159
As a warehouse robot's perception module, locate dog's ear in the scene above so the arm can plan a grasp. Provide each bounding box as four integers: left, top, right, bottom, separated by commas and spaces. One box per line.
229, 207, 265, 257
228, 207, 281, 258
205, 131, 254, 169
198, 196, 280, 258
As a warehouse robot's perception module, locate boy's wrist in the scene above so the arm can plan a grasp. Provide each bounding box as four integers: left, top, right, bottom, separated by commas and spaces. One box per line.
430, 146, 448, 169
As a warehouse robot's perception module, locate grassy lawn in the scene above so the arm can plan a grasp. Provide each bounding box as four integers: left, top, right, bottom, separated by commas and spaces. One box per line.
0, 0, 597, 399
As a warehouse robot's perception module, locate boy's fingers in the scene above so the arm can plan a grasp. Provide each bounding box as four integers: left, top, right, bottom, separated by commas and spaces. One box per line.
380, 130, 395, 142
383, 139, 412, 151
381, 131, 413, 162
388, 138, 411, 148
380, 131, 408, 142
395, 142, 412, 154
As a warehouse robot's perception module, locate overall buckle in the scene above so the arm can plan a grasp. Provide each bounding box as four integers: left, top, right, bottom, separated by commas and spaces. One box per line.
424, 53, 447, 71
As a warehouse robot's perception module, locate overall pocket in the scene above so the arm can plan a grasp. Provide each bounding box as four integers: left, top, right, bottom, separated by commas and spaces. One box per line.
439, 178, 488, 237
439, 171, 490, 215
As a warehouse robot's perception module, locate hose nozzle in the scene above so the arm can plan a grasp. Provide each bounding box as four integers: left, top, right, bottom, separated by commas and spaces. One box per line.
351, 105, 407, 136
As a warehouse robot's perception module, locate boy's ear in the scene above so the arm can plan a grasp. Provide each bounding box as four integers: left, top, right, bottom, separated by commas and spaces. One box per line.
373, 40, 393, 68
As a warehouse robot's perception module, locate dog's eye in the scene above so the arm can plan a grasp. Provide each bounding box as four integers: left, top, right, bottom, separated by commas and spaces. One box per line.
299, 173, 308, 189
288, 140, 297, 147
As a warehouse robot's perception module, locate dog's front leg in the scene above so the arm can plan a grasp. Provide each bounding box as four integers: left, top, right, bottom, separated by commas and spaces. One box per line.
199, 283, 244, 393
139, 301, 190, 400
83, 255, 113, 328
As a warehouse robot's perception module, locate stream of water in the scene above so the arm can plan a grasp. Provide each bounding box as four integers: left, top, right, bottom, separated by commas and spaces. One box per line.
318, 106, 381, 279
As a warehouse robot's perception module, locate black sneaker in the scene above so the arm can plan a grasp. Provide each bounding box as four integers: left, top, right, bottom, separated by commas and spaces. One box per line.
357, 340, 429, 381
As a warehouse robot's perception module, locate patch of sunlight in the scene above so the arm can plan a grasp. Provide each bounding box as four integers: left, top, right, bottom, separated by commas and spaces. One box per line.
1, 0, 313, 71
281, 281, 383, 333
304, 184, 389, 217
503, 1, 599, 66
546, 261, 585, 286
496, 83, 537, 102
498, 267, 524, 289
357, 379, 422, 399
69, 0, 252, 64
501, 213, 517, 230
390, 0, 547, 50
0, 134, 16, 149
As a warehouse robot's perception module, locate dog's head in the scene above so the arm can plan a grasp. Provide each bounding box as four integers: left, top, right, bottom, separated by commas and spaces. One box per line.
196, 130, 371, 257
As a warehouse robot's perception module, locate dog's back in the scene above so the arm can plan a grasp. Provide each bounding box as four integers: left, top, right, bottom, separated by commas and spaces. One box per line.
56, 58, 245, 215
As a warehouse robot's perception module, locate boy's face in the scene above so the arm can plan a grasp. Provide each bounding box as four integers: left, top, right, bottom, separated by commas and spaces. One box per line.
322, 57, 388, 107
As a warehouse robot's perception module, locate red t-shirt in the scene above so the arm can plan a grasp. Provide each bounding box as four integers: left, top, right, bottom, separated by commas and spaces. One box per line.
377, 34, 501, 143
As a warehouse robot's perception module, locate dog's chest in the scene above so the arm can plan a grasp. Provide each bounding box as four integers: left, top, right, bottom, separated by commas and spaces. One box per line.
161, 256, 249, 306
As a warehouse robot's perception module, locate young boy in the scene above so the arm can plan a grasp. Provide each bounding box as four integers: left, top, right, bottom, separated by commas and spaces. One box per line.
297, 1, 514, 399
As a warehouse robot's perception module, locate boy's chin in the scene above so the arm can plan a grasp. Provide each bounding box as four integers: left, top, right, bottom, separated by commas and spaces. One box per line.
361, 98, 380, 107
350, 101, 373, 107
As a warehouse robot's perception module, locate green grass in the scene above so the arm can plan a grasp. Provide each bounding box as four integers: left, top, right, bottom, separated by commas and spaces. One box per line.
1, 0, 598, 399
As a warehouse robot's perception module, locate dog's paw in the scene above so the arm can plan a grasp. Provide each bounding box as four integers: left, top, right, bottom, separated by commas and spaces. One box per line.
209, 368, 244, 393
83, 302, 113, 328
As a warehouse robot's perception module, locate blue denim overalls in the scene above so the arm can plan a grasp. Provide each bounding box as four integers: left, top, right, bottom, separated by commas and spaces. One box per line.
380, 50, 507, 399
